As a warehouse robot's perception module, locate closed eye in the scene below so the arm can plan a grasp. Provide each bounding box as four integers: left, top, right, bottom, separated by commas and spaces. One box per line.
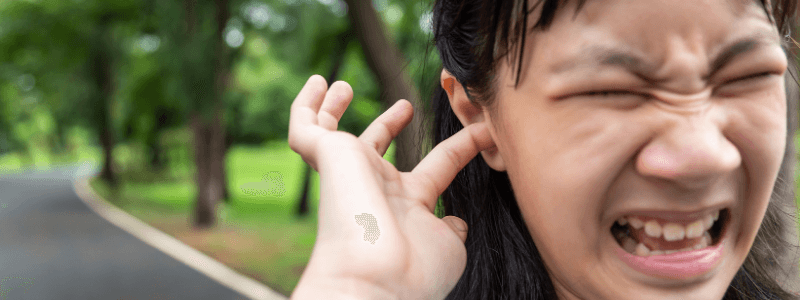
578, 90, 644, 98
726, 72, 775, 84
713, 71, 780, 97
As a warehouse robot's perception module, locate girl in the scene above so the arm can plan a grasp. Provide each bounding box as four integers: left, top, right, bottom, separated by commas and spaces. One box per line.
289, 0, 800, 299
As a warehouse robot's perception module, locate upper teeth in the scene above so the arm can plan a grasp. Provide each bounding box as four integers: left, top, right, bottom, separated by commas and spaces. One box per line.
618, 210, 720, 241
662, 223, 685, 241
629, 217, 644, 229
644, 220, 662, 238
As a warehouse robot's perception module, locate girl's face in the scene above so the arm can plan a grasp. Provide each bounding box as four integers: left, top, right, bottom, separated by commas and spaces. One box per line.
484, 0, 787, 298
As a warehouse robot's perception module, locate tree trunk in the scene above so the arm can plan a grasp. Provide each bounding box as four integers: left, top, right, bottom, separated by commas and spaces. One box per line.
53, 122, 68, 156
192, 114, 218, 228
296, 164, 312, 218
210, 106, 227, 204
185, 0, 231, 228
94, 26, 116, 187
213, 0, 231, 204
183, 0, 217, 228
343, 0, 426, 172
99, 124, 116, 186
148, 110, 168, 171
212, 100, 230, 203
192, 110, 225, 228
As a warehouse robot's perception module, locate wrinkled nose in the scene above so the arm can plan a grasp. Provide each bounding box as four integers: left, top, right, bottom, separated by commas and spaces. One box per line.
635, 114, 741, 190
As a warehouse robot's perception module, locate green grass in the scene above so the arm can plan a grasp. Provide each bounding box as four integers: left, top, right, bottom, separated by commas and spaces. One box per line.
0, 125, 103, 174
83, 138, 398, 295
85, 140, 326, 294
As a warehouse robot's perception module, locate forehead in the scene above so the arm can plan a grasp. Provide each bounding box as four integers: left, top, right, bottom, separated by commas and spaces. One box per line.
518, 0, 779, 80
572, 0, 765, 23
575, 0, 769, 38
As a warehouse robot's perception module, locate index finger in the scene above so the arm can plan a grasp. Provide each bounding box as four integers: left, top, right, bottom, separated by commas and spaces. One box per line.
410, 122, 496, 210
288, 75, 329, 164
289, 75, 328, 129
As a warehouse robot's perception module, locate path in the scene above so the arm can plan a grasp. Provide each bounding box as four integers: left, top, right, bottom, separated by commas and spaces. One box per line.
0, 164, 286, 299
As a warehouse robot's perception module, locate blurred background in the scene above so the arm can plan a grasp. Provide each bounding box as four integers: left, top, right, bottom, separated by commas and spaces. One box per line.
0, 0, 798, 298
0, 0, 441, 296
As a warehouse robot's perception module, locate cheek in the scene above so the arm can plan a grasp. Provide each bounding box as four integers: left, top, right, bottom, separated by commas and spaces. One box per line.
499, 97, 638, 211
723, 89, 787, 250
498, 112, 630, 280
501, 106, 641, 228
726, 87, 786, 195
507, 171, 592, 283
507, 161, 624, 298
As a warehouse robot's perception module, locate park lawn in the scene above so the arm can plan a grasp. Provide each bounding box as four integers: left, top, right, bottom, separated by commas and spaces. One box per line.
87, 139, 397, 297
0, 142, 102, 174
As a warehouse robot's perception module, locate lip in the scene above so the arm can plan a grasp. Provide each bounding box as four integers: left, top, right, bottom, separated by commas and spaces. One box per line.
615, 239, 725, 279
612, 208, 731, 280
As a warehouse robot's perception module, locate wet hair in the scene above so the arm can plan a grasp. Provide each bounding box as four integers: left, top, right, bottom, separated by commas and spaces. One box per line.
428, 0, 800, 299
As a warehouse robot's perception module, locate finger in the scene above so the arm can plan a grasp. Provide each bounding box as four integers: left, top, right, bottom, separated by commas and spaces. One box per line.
288, 75, 329, 169
289, 75, 328, 134
290, 75, 328, 116
317, 81, 354, 131
358, 100, 413, 156
411, 122, 495, 211
442, 216, 468, 243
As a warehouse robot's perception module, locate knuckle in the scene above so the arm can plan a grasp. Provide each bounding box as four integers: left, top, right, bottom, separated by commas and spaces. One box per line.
419, 172, 442, 198
362, 139, 379, 151
441, 146, 463, 170
376, 121, 392, 137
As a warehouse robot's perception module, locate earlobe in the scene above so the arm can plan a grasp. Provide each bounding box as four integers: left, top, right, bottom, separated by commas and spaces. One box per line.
478, 111, 506, 172
481, 146, 506, 172
441, 69, 507, 172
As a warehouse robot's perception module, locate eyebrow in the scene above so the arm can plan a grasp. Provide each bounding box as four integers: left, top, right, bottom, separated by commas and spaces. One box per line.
552, 34, 779, 80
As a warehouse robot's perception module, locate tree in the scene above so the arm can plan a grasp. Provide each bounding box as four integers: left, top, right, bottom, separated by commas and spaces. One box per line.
92, 16, 119, 186
0, 0, 143, 186
343, 0, 427, 172
164, 0, 237, 228
181, 0, 226, 228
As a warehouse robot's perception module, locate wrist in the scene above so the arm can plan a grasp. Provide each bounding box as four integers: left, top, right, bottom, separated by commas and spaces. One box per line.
291, 273, 400, 300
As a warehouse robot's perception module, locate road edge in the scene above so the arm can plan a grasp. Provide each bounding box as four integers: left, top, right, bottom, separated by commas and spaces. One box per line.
72, 175, 289, 300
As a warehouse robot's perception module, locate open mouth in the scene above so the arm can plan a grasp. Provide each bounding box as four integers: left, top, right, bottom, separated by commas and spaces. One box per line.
611, 208, 729, 256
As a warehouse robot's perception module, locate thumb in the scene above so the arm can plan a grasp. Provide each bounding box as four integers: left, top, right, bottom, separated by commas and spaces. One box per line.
442, 216, 468, 243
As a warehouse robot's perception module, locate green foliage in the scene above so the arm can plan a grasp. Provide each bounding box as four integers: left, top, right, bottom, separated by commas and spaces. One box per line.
0, 0, 439, 157
0, 0, 149, 157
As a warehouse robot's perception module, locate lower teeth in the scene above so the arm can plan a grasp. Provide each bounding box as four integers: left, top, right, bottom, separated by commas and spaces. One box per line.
627, 235, 710, 256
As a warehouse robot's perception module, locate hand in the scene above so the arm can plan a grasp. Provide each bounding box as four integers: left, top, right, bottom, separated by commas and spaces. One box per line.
288, 75, 496, 299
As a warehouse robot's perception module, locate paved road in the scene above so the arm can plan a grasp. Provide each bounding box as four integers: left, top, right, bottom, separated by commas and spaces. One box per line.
0, 164, 249, 300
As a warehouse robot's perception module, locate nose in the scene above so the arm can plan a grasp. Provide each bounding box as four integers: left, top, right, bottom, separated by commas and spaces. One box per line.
635, 114, 741, 190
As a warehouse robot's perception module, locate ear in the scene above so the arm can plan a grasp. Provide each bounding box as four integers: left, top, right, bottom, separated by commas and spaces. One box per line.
441, 69, 506, 172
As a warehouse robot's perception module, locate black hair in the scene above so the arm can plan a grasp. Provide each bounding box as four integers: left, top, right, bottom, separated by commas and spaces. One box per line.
429, 0, 800, 299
